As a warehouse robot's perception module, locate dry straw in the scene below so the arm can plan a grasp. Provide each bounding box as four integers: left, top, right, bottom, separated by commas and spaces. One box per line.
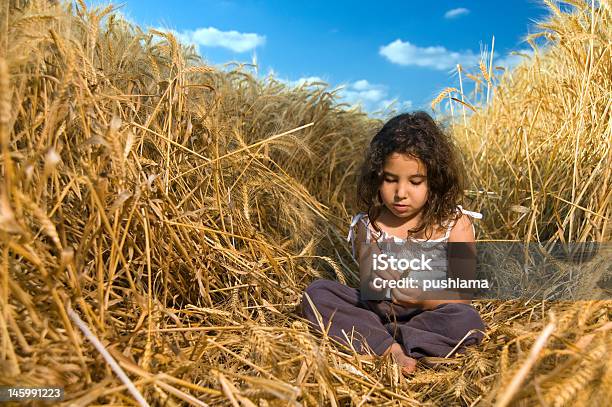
0, 0, 610, 405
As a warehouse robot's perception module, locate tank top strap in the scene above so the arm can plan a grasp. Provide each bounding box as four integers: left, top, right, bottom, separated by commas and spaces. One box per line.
442, 205, 483, 239
458, 204, 483, 219
347, 212, 369, 259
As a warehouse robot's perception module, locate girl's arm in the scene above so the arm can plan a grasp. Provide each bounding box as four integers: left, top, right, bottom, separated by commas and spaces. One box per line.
355, 219, 387, 294
353, 218, 401, 297
353, 218, 377, 291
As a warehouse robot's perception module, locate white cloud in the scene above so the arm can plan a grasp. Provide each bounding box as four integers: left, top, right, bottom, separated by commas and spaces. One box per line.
378, 99, 413, 112
166, 26, 265, 53
266, 75, 412, 116
111, 10, 137, 26
495, 49, 534, 70
339, 80, 412, 115
444, 8, 470, 19
379, 39, 479, 70
270, 75, 327, 88
352, 79, 373, 91
269, 73, 332, 91
291, 76, 327, 87
342, 80, 386, 104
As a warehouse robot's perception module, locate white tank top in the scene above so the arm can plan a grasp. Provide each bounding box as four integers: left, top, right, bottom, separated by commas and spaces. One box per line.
347, 205, 483, 298
346, 205, 483, 260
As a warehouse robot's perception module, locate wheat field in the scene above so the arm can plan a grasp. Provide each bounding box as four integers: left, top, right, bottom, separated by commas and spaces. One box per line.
0, 0, 610, 405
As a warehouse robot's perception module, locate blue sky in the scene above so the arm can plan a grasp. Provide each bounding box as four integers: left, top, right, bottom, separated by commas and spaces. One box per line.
96, 0, 550, 116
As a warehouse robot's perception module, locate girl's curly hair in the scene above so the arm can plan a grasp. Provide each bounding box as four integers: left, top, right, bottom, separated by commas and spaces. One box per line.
357, 111, 466, 240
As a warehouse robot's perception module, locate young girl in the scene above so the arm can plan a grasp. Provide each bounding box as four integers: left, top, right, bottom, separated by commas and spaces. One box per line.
299, 111, 486, 374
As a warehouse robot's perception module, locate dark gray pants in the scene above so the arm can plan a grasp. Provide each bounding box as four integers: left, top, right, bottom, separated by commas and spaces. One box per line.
299, 279, 485, 358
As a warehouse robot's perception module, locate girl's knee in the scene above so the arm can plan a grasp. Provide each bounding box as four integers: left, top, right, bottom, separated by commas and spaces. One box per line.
457, 304, 485, 341
300, 279, 348, 315
304, 279, 342, 298
438, 303, 486, 341
301, 279, 334, 311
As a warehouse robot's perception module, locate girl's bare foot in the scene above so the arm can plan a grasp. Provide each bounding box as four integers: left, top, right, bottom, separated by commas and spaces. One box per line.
384, 343, 417, 375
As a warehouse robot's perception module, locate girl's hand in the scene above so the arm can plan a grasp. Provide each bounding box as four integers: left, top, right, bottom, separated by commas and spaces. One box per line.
368, 264, 401, 292
390, 286, 424, 307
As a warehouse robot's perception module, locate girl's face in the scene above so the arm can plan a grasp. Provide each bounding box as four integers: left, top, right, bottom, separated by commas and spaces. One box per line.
378, 152, 429, 219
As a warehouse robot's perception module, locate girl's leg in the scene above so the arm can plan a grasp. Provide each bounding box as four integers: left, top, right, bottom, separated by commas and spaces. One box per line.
299, 279, 395, 356
389, 302, 485, 359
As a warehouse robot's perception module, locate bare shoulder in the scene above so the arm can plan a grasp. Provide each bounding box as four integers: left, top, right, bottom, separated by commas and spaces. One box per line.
448, 212, 475, 242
